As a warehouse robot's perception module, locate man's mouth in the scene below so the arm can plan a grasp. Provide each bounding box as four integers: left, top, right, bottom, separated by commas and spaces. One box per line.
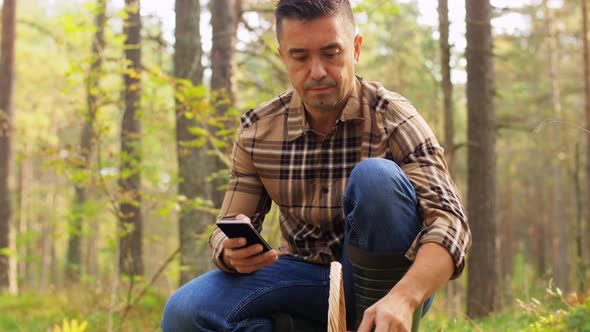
309, 86, 333, 92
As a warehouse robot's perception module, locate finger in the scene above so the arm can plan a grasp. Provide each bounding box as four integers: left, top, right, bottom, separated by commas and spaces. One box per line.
235, 214, 250, 221
223, 237, 247, 249
232, 250, 278, 270
373, 319, 391, 332
356, 310, 375, 332
234, 251, 278, 273
227, 244, 266, 260
374, 313, 406, 332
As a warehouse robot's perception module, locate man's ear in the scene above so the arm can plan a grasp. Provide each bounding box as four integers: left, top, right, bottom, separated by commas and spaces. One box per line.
353, 34, 363, 64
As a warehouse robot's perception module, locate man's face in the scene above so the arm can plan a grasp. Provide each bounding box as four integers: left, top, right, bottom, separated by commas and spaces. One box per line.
277, 15, 362, 114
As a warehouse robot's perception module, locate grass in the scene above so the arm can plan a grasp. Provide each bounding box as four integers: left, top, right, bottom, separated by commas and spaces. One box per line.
0, 286, 166, 332
1, 283, 588, 332
421, 309, 537, 331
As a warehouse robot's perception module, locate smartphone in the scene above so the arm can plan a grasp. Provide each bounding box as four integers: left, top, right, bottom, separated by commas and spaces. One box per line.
216, 219, 272, 252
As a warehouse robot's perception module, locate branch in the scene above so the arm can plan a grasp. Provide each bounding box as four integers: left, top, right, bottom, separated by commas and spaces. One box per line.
118, 246, 182, 329
532, 119, 590, 135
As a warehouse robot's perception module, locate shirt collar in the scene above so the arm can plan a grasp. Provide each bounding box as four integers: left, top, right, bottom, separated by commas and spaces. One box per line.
286, 76, 364, 141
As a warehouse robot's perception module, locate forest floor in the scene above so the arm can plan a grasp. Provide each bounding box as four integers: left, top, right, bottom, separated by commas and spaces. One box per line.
0, 285, 589, 332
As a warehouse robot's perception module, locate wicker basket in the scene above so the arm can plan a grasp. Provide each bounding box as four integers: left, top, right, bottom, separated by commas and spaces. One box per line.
328, 261, 347, 332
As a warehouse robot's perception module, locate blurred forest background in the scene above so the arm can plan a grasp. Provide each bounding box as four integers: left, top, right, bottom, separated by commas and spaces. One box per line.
0, 0, 590, 331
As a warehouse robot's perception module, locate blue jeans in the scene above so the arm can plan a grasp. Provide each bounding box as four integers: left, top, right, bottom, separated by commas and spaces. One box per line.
161, 158, 433, 331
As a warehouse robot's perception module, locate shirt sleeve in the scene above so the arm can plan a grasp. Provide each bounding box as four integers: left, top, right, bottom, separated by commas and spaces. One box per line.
386, 99, 471, 279
208, 124, 273, 272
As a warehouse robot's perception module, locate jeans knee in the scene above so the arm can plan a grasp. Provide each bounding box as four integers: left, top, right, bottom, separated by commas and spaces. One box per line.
343, 158, 420, 251
161, 291, 187, 331
346, 158, 411, 204
161, 285, 204, 332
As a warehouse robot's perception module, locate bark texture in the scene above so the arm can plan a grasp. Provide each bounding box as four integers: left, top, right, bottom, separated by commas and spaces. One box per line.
119, 0, 143, 276
465, 0, 498, 318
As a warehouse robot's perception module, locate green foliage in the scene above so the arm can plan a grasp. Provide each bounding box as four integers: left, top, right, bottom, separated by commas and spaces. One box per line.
0, 287, 166, 332
524, 298, 590, 331
421, 291, 590, 332
422, 309, 536, 331
518, 282, 590, 332
2, 287, 587, 332
354, 0, 442, 132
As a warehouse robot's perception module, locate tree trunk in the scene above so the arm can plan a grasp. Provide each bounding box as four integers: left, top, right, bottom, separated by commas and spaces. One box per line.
0, 0, 17, 292
210, 0, 241, 207
465, 0, 498, 318
581, 0, 590, 270
40, 189, 57, 291
119, 0, 143, 277
15, 145, 27, 288
498, 178, 514, 309
174, 0, 211, 284
543, 0, 569, 292
574, 143, 584, 291
210, 0, 239, 107
529, 149, 548, 277
17, 144, 33, 287
439, 0, 455, 170
438, 0, 462, 315
66, 0, 106, 283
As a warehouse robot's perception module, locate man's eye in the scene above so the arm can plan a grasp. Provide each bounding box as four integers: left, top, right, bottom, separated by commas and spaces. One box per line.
324, 52, 339, 58
293, 55, 307, 61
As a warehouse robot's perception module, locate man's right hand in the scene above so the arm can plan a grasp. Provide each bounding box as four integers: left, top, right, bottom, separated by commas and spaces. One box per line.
221, 215, 278, 274
221, 238, 278, 273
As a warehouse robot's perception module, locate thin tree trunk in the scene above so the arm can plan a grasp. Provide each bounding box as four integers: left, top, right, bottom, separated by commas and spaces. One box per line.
465, 0, 498, 318
67, 0, 106, 283
438, 0, 461, 315
85, 215, 99, 280
0, 0, 17, 292
16, 145, 27, 288
39, 190, 56, 292
574, 143, 584, 291
210, 0, 239, 107
581, 0, 590, 270
439, 0, 455, 170
21, 146, 33, 286
119, 0, 143, 277
543, 0, 569, 292
531, 150, 548, 276
210, 0, 241, 207
174, 0, 212, 284
498, 179, 514, 309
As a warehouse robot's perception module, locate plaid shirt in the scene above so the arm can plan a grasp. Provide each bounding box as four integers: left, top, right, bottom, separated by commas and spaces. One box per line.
209, 76, 471, 278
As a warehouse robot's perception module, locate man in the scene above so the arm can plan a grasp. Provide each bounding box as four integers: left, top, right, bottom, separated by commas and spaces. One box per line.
162, 0, 471, 331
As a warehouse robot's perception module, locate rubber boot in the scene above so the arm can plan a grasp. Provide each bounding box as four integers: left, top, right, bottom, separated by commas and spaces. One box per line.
348, 244, 424, 332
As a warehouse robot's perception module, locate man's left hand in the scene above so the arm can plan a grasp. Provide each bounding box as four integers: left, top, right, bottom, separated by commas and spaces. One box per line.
356, 290, 415, 332
356, 242, 456, 332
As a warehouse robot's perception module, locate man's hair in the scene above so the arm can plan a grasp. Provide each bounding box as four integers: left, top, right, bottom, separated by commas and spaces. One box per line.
275, 0, 355, 40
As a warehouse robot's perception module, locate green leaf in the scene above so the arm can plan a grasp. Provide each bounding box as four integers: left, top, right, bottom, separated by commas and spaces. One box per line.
187, 126, 207, 137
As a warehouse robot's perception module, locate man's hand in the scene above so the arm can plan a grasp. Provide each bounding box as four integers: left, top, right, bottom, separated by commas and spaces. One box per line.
356, 289, 415, 332
221, 214, 278, 274
357, 242, 455, 332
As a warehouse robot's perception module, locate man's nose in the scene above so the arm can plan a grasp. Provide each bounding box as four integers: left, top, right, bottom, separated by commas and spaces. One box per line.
310, 58, 327, 81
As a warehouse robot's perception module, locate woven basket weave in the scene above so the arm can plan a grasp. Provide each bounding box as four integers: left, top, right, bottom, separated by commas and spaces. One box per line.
328, 261, 347, 332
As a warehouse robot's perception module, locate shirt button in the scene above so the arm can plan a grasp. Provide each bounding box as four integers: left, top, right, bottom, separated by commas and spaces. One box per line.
321, 187, 329, 194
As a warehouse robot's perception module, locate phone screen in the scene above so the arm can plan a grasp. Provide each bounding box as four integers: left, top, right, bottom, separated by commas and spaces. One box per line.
216, 219, 272, 252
